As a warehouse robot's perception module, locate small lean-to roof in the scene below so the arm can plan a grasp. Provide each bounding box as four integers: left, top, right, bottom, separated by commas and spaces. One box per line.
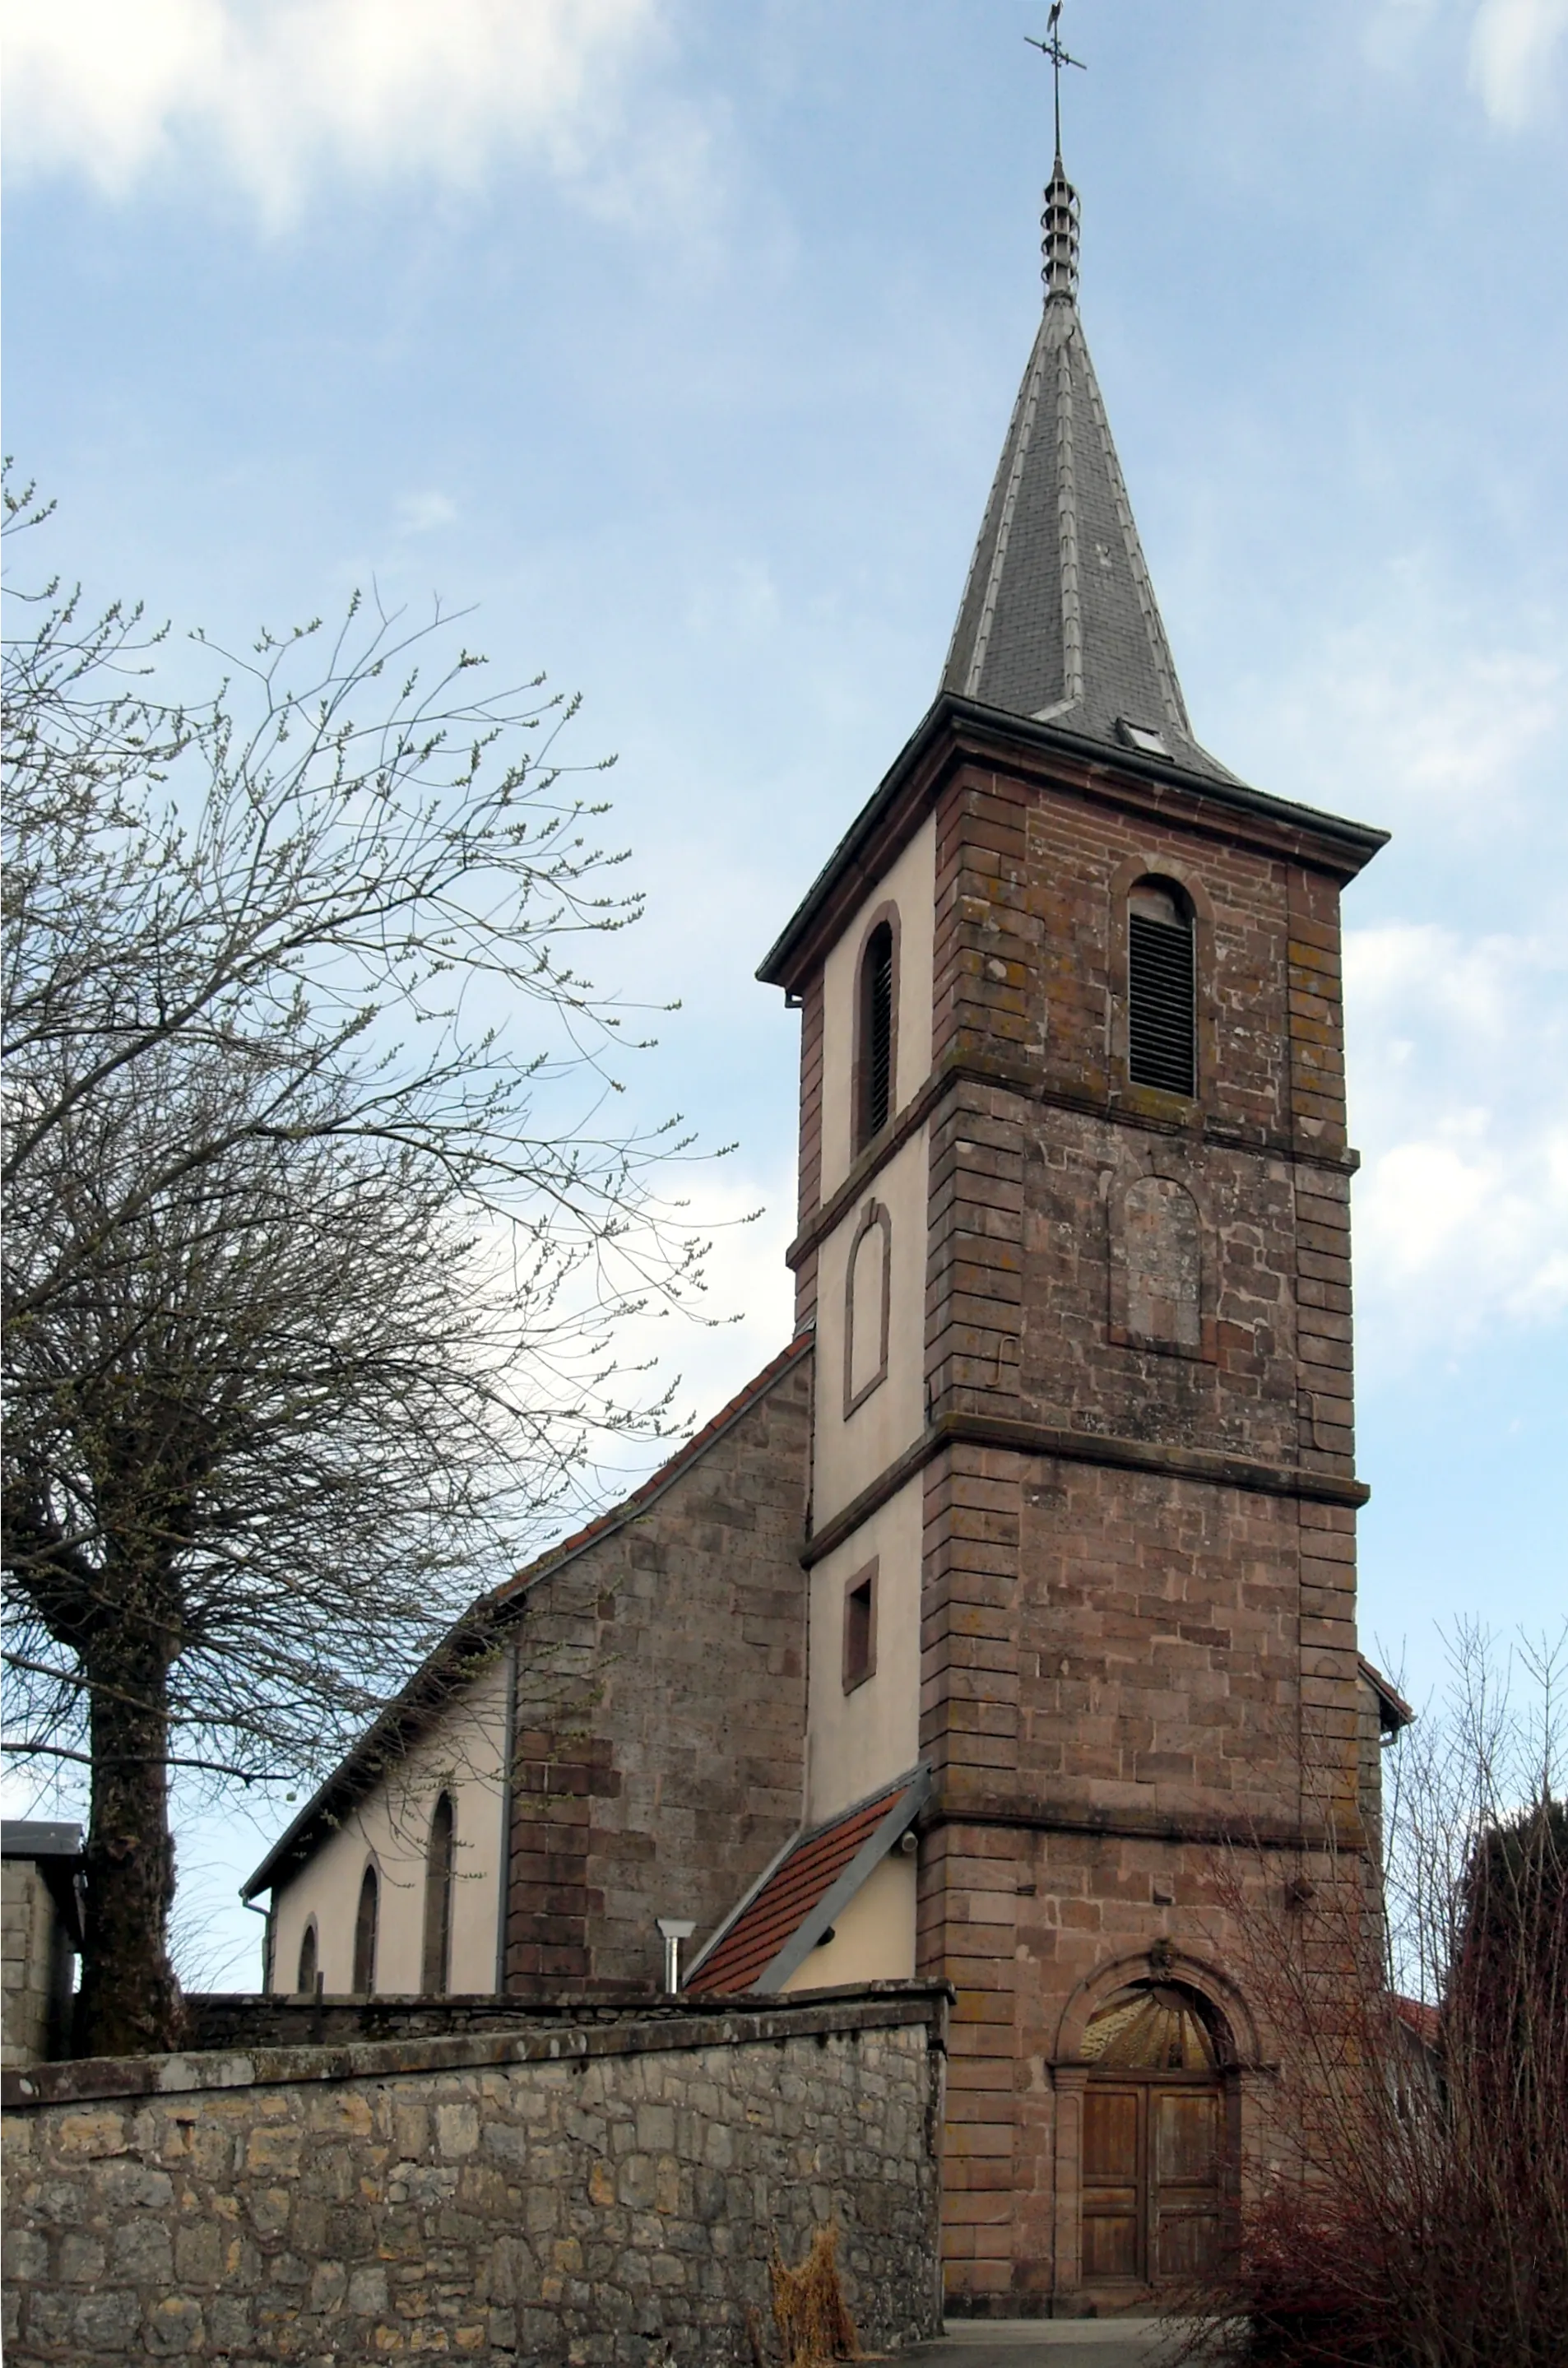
242, 1332, 814, 1901
1, 1822, 83, 1860
1395, 1994, 1440, 2048
1359, 1654, 1416, 1735
687, 1767, 928, 1996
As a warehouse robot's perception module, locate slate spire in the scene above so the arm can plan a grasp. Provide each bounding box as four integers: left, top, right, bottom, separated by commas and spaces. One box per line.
942, 152, 1232, 782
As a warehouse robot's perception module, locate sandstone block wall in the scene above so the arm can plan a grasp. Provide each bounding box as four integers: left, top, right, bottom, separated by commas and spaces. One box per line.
912, 746, 1371, 2308
2, 1862, 55, 2072
2, 1858, 77, 2072
505, 1346, 813, 1991
2, 1988, 945, 2368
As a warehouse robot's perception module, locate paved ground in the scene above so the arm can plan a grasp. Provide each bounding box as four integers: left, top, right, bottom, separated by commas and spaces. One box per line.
895, 2321, 1198, 2368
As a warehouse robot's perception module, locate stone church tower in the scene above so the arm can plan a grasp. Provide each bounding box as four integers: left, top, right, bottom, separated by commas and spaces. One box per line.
752, 151, 1390, 2312
248, 137, 1411, 2326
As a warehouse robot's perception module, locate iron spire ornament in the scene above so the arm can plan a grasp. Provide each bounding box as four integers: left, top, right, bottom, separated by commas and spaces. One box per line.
1024, 6, 1085, 302
1024, 1, 1086, 164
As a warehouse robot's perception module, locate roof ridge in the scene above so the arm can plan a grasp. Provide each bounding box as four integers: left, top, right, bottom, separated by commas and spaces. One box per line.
489, 1329, 814, 1610
794, 1767, 917, 1849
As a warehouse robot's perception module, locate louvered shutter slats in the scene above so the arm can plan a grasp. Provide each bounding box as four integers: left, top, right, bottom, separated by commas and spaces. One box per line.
1129, 914, 1195, 1096
863, 928, 893, 1140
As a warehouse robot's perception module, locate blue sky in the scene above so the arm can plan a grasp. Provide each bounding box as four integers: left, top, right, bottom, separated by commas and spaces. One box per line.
5, 0, 1565, 1980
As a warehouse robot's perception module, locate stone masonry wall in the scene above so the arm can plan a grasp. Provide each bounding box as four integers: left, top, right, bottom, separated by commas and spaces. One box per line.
504, 1344, 813, 1990
2, 1987, 946, 2368
2, 1862, 58, 2072
2, 1860, 75, 2072
915, 741, 1371, 2307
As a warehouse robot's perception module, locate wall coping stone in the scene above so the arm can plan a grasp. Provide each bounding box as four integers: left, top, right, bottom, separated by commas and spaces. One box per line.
2, 1978, 951, 2110
182, 1980, 913, 2053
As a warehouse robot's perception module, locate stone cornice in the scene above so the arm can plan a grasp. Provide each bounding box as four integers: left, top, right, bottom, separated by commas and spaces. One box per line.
802, 1409, 1366, 1567
787, 1052, 1358, 1272
924, 1792, 1367, 1855
758, 693, 1387, 996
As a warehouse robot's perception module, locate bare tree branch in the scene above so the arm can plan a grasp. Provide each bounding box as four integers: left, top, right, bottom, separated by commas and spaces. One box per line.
2, 474, 736, 2053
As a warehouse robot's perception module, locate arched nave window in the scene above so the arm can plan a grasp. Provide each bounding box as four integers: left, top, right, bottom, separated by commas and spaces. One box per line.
421, 1793, 456, 1996
295, 1920, 318, 1997
352, 1861, 379, 1996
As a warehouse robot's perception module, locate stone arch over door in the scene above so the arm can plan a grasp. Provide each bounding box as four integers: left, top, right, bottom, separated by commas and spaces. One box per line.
1053, 1947, 1260, 2066
1049, 1949, 1256, 2304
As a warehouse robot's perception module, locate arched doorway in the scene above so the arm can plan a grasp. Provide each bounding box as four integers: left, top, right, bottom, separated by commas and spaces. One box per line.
1079, 1983, 1227, 2288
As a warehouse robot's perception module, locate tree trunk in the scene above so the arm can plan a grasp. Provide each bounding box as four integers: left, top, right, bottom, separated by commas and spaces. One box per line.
73, 1651, 184, 2058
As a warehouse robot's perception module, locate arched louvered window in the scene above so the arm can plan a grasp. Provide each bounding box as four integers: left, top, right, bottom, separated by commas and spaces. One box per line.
421, 1793, 456, 1996
856, 919, 896, 1149
295, 1920, 318, 1997
352, 1863, 379, 1996
1128, 880, 1196, 1097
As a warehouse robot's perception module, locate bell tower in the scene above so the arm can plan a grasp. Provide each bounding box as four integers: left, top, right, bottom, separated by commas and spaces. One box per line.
757, 137, 1387, 2314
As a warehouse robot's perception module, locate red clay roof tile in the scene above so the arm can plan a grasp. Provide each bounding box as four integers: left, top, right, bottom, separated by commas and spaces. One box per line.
689, 1779, 907, 1995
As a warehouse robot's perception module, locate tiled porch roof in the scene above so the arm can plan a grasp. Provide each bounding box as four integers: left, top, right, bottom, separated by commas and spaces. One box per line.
688, 1768, 926, 1997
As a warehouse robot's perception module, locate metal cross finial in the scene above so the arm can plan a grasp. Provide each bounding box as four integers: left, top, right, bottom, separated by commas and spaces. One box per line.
1025, 2, 1086, 165
1026, 8, 1084, 304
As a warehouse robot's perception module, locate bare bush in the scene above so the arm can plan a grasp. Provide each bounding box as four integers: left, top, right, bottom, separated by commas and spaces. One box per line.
1182, 1629, 1566, 2367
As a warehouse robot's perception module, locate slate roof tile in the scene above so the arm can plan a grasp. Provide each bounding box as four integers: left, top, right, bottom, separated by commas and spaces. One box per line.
941, 162, 1236, 785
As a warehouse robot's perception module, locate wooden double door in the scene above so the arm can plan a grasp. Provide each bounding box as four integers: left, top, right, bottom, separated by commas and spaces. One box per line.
1082, 2075, 1224, 2288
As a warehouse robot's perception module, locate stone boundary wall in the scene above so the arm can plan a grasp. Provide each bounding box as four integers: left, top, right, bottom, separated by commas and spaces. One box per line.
3, 1985, 948, 2367
180, 1985, 895, 2056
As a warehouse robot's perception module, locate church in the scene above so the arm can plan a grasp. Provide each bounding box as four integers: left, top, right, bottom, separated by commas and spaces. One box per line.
243, 137, 1411, 2316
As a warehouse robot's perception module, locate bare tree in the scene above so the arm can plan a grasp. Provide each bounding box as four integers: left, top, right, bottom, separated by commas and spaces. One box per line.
2, 479, 726, 2055
1183, 1628, 1567, 2368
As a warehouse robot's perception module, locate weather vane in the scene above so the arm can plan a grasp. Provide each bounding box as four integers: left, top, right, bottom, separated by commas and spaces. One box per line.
1025, 2, 1086, 160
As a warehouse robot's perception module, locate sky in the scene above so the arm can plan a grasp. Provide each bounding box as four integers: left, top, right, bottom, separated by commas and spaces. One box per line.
4, 0, 1566, 1985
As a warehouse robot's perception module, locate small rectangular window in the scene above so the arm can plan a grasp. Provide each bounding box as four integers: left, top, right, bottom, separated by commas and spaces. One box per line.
842, 1562, 878, 1692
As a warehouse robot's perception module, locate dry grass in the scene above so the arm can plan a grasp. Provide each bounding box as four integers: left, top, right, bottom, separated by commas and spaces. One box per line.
767, 2223, 862, 2368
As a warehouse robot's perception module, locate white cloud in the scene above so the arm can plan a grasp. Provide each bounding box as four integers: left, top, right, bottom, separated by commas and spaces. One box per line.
1470, 0, 1568, 125
592, 1167, 798, 1446
1223, 577, 1568, 1360
1362, 0, 1568, 123
1347, 924, 1568, 1358
1, 0, 693, 225
1218, 555, 1566, 863
1248, 624, 1561, 845
396, 490, 458, 536
1329, 648, 1558, 826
